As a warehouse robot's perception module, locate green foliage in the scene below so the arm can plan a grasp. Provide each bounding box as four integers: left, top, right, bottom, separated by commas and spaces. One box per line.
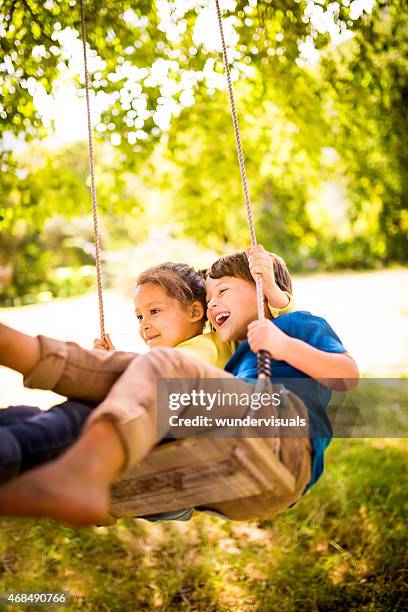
0, 141, 147, 303
156, 1, 407, 267
0, 213, 97, 304
159, 84, 321, 267
0, 0, 406, 284
0, 230, 57, 303
319, 0, 408, 264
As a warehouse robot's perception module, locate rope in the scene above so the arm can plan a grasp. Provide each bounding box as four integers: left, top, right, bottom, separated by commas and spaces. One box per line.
214, 0, 271, 378
79, 0, 106, 339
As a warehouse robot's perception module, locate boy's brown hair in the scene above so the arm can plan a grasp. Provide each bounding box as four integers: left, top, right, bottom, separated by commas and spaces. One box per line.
207, 251, 292, 295
136, 262, 207, 321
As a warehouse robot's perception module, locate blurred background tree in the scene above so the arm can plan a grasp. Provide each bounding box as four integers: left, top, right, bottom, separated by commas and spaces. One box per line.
319, 0, 407, 264
0, 0, 406, 303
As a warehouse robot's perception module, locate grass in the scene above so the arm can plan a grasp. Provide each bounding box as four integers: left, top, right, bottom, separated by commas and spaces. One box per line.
0, 438, 406, 611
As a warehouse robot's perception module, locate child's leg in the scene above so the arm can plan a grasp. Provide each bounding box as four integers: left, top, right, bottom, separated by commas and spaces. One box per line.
0, 419, 122, 526
0, 429, 22, 483
24, 335, 137, 402
0, 403, 185, 523
0, 406, 43, 482
0, 405, 42, 424
0, 323, 136, 402
0, 324, 40, 375
0, 349, 239, 525
0, 401, 93, 483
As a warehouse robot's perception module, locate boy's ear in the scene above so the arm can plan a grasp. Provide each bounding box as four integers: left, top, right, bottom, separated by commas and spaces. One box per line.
190, 301, 205, 322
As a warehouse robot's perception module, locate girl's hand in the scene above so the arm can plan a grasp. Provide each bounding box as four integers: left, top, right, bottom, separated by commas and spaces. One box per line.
247, 319, 290, 361
93, 333, 116, 352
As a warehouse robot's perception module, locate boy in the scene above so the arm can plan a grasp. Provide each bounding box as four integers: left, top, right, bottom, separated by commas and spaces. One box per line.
0, 250, 358, 526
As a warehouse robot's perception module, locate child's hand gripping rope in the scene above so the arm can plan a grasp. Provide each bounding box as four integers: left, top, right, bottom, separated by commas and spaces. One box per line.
247, 319, 290, 361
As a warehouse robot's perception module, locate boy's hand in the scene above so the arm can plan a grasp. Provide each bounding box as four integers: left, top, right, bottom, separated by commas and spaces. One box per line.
247, 320, 290, 361
93, 333, 116, 352
246, 245, 276, 294
246, 245, 290, 311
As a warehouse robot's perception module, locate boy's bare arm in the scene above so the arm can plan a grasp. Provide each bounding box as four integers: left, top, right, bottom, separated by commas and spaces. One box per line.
279, 337, 359, 390
247, 319, 359, 391
246, 245, 291, 310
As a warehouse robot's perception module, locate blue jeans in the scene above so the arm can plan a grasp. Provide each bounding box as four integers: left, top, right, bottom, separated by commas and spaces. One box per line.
0, 401, 93, 482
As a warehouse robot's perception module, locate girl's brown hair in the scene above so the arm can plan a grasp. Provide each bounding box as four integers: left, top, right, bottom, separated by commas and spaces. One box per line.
136, 262, 207, 321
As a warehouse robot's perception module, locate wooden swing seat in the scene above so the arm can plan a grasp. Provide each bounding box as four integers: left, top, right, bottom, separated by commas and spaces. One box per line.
110, 437, 295, 519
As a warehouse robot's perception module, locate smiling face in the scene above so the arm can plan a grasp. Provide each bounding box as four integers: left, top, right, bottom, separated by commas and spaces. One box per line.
206, 276, 259, 343
134, 282, 204, 349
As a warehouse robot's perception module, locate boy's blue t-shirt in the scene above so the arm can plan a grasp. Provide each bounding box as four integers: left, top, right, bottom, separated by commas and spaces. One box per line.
224, 311, 347, 491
